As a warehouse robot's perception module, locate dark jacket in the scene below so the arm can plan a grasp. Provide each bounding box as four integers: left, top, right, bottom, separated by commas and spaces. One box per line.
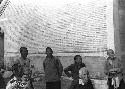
69, 78, 94, 89
43, 56, 63, 82
64, 63, 86, 79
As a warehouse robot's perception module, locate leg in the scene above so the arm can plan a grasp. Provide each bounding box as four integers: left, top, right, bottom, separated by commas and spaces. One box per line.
56, 80, 61, 89
68, 80, 74, 89
47, 81, 61, 89
46, 82, 53, 89
107, 78, 114, 89
30, 80, 34, 89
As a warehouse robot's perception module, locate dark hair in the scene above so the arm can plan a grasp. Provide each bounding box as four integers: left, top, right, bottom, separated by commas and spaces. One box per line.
12, 64, 23, 77
20, 47, 28, 53
107, 49, 114, 55
74, 55, 82, 60
46, 47, 53, 53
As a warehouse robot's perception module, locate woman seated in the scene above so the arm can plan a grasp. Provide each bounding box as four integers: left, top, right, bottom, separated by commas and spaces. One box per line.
6, 64, 30, 89
104, 49, 125, 89
69, 67, 94, 89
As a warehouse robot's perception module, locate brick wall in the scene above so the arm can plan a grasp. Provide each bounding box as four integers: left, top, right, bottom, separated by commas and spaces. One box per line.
0, 0, 113, 54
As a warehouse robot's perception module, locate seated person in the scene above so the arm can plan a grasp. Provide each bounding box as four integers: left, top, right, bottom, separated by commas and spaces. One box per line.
6, 64, 30, 89
64, 55, 86, 89
104, 49, 125, 89
69, 67, 94, 89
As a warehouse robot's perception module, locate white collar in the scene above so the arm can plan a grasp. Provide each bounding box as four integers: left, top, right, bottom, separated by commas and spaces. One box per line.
79, 79, 85, 85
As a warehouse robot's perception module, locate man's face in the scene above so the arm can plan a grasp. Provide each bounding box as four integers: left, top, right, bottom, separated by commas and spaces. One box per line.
46, 48, 53, 56
79, 70, 88, 83
75, 56, 82, 64
21, 49, 28, 58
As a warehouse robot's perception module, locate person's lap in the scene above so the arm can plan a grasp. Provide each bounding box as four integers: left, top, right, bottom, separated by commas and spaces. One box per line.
108, 78, 125, 89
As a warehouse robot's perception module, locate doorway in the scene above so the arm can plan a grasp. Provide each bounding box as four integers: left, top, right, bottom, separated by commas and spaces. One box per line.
0, 27, 4, 67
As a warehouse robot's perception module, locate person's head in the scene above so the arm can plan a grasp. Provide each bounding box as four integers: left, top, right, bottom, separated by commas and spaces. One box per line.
20, 47, 28, 58
46, 47, 53, 57
74, 55, 82, 64
107, 49, 115, 58
12, 64, 23, 78
79, 67, 89, 83
22, 74, 29, 82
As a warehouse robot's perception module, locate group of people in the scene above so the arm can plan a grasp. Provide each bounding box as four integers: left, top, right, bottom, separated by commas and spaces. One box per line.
43, 48, 125, 89
104, 49, 125, 89
0, 46, 124, 89
0, 47, 34, 89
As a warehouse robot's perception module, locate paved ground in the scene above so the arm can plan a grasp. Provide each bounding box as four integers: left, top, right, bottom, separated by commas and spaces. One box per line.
33, 75, 71, 89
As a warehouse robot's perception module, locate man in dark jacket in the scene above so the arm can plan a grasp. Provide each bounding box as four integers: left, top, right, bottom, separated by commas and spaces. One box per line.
64, 55, 86, 80
64, 55, 86, 89
43, 47, 63, 89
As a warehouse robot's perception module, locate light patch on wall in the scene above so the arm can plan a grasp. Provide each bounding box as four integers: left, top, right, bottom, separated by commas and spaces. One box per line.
9, 0, 99, 8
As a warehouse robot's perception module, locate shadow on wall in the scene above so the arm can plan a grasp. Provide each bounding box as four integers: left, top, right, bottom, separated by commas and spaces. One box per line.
4, 55, 106, 78
121, 55, 125, 81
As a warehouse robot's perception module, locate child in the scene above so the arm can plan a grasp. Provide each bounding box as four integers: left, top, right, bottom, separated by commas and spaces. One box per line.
6, 64, 30, 89
43, 47, 63, 89
69, 67, 94, 89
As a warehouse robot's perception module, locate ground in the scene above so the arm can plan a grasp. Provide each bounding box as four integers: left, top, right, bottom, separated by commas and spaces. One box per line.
33, 75, 71, 89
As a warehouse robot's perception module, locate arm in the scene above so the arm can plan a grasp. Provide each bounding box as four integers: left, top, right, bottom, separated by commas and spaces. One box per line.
55, 57, 63, 78
104, 61, 109, 75
27, 58, 30, 68
64, 65, 73, 78
6, 78, 17, 89
117, 58, 123, 73
27, 58, 32, 73
82, 63, 86, 67
57, 59, 63, 78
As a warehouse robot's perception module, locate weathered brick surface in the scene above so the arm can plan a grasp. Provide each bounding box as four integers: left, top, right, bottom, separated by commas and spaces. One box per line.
0, 0, 113, 54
